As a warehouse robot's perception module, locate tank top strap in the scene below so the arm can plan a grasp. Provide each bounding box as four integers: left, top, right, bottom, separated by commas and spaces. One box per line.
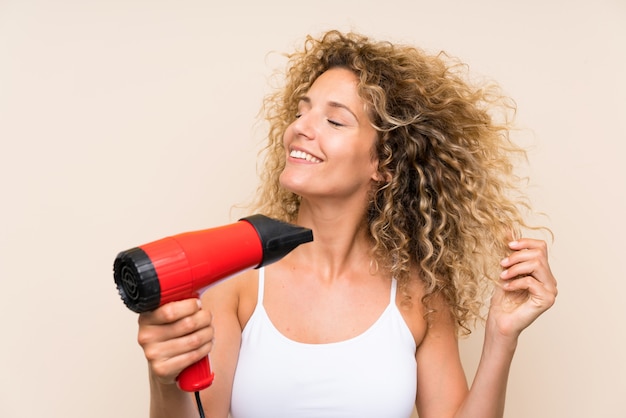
390, 278, 398, 305
257, 267, 265, 305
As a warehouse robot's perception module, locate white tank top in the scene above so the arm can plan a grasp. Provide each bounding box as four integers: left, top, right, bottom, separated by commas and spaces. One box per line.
230, 268, 417, 418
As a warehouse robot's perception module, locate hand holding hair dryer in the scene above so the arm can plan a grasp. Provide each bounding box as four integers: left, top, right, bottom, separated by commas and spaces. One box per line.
113, 214, 313, 392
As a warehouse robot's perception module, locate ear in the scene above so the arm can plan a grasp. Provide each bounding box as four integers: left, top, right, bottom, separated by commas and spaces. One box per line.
369, 159, 383, 182
370, 162, 390, 183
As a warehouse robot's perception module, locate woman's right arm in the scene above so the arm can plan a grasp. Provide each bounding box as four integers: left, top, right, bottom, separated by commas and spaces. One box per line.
137, 271, 247, 418
138, 298, 215, 418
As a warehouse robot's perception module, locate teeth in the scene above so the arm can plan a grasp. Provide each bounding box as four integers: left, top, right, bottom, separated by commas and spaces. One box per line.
290, 149, 321, 163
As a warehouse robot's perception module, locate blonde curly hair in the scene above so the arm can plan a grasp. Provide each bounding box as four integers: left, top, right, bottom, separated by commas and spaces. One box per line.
250, 30, 538, 334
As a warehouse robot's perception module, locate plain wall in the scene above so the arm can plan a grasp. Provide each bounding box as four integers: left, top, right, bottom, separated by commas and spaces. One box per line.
1, 1, 624, 417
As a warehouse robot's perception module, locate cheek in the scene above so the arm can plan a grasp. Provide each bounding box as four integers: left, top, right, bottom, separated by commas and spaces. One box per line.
281, 126, 291, 147
351, 142, 379, 177
282, 118, 298, 139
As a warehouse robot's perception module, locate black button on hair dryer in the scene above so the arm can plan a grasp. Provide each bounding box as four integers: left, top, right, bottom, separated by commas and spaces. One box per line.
113, 214, 313, 392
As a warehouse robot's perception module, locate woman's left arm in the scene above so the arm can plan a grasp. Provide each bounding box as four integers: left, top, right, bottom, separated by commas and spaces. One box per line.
456, 238, 558, 418
416, 238, 557, 418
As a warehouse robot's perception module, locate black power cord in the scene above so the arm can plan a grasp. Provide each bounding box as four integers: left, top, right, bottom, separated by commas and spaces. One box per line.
194, 391, 206, 418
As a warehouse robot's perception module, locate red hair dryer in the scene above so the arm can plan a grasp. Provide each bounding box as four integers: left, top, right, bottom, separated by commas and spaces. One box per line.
113, 214, 312, 392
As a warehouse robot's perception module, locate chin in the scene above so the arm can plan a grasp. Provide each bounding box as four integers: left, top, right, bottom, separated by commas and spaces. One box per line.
279, 179, 301, 196
279, 173, 310, 198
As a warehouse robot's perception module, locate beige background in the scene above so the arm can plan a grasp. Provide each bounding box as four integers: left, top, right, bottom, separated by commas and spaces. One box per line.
1, 1, 625, 417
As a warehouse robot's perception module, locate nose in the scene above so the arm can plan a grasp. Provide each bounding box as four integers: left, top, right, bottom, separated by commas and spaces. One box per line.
291, 111, 316, 140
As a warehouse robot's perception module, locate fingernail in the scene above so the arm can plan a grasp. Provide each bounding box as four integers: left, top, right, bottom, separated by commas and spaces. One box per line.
196, 299, 202, 309
508, 241, 518, 247
500, 269, 508, 278
500, 257, 509, 266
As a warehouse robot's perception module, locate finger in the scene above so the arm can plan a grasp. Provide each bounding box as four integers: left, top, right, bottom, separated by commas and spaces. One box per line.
502, 275, 557, 309
501, 254, 556, 294
500, 260, 557, 295
148, 338, 215, 384
144, 324, 215, 363
508, 237, 548, 250
138, 307, 213, 346
138, 298, 203, 326
507, 238, 548, 252
500, 256, 543, 281
501, 238, 553, 276
502, 240, 547, 268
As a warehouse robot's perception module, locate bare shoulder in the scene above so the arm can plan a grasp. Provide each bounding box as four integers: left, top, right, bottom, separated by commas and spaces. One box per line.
201, 268, 259, 330
396, 275, 429, 347
396, 273, 460, 349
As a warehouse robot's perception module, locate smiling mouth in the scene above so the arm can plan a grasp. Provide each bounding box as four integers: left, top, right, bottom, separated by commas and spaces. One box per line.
289, 149, 322, 163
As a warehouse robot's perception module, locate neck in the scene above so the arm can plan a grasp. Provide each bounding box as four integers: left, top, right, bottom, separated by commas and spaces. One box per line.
288, 199, 374, 282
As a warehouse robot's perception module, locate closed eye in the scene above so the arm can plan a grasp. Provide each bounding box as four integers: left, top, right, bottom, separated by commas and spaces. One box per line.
328, 119, 344, 127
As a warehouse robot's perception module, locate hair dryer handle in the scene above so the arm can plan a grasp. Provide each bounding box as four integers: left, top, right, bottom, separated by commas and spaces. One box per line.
177, 355, 215, 392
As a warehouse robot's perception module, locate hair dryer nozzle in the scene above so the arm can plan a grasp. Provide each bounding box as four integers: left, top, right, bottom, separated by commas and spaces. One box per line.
241, 214, 314, 267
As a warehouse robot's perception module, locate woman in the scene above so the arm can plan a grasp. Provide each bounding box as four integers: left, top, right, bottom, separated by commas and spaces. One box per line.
137, 30, 557, 418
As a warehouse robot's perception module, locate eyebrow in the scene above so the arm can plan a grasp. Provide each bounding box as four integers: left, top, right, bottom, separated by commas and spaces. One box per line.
299, 96, 359, 122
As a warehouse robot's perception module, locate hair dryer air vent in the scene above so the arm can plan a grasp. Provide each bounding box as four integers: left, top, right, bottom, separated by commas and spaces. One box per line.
114, 247, 161, 313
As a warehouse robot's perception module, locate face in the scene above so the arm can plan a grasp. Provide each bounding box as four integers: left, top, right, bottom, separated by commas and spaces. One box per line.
279, 67, 380, 203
